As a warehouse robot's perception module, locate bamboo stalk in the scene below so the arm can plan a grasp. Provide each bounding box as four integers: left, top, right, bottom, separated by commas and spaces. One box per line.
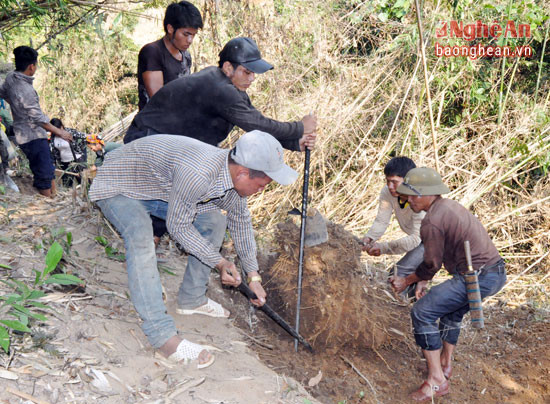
414, 0, 440, 172
386, 57, 421, 141
497, 0, 514, 126
501, 57, 520, 121
463, 137, 550, 208
499, 250, 550, 293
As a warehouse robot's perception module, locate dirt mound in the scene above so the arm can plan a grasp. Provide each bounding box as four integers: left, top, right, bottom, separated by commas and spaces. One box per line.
262, 219, 399, 352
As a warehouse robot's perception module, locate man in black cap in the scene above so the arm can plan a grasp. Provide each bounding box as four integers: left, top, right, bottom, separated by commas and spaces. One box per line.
124, 37, 317, 151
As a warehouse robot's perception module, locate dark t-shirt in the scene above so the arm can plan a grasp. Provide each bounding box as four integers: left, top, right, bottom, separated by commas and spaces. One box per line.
137, 38, 192, 110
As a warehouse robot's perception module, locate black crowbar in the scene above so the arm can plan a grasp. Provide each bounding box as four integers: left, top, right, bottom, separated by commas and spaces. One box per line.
237, 282, 314, 353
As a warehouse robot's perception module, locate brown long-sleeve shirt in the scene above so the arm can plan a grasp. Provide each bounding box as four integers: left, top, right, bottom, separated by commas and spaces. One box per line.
415, 197, 501, 280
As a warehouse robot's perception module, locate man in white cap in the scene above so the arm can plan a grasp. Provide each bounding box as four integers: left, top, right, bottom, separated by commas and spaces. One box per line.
89, 131, 298, 369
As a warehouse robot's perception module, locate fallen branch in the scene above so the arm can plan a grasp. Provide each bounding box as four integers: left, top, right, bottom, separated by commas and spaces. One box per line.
241, 332, 274, 350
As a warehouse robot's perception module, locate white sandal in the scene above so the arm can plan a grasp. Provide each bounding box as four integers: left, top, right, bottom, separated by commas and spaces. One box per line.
158, 339, 215, 369
176, 298, 230, 318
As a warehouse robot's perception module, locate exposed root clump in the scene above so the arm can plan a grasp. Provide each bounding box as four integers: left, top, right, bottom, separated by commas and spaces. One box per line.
263, 219, 400, 353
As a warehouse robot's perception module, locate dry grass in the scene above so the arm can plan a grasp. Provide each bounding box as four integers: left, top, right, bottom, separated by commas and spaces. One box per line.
205, 1, 550, 297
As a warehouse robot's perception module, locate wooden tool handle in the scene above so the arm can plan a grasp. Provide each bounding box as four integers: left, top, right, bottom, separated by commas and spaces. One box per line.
464, 240, 484, 329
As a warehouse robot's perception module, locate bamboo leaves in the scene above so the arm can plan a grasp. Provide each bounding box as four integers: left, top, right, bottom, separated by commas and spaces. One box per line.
0, 241, 84, 353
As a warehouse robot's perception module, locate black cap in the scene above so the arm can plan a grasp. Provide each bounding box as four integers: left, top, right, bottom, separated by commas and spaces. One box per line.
218, 37, 273, 74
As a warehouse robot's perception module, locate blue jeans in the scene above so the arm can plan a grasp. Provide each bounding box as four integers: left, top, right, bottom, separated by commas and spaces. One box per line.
389, 244, 425, 298
411, 261, 506, 351
176, 211, 227, 308
96, 195, 226, 348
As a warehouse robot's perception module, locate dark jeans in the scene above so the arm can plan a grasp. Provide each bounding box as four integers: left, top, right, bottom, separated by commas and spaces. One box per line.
19, 138, 54, 190
388, 244, 425, 299
151, 216, 168, 239
411, 260, 506, 350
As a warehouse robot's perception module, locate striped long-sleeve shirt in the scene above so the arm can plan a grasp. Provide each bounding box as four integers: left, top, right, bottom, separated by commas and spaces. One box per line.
89, 135, 259, 273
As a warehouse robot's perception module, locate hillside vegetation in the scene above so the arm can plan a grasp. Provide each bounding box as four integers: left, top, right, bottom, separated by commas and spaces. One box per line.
1, 0, 549, 308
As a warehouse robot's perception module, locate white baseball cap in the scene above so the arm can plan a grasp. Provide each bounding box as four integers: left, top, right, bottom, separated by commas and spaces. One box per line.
230, 130, 298, 186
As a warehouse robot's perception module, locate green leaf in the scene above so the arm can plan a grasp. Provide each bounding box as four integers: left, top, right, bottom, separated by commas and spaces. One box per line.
44, 242, 63, 276
26, 300, 49, 310
33, 269, 42, 286
95, 236, 108, 246
17, 314, 28, 327
377, 12, 388, 22
43, 274, 84, 286
112, 12, 122, 27
1, 292, 22, 304
105, 246, 125, 261
66, 232, 72, 247
10, 279, 29, 294
28, 290, 46, 300
158, 265, 177, 276
12, 304, 48, 322
0, 326, 9, 352
0, 319, 31, 333
0, 263, 11, 269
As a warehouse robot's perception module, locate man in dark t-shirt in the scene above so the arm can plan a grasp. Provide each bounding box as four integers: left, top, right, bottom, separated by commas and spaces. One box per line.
137, 1, 203, 110
137, 1, 203, 243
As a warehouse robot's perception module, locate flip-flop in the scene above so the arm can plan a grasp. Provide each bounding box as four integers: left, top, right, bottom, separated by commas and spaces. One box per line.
156, 339, 215, 369
410, 380, 450, 402
176, 298, 230, 318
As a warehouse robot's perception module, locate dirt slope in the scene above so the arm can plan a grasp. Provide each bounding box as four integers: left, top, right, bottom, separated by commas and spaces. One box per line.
0, 179, 320, 404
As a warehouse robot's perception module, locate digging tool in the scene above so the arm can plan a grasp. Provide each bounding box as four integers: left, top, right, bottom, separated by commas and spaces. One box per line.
294, 146, 310, 352
464, 240, 484, 329
288, 207, 328, 247
237, 282, 314, 352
